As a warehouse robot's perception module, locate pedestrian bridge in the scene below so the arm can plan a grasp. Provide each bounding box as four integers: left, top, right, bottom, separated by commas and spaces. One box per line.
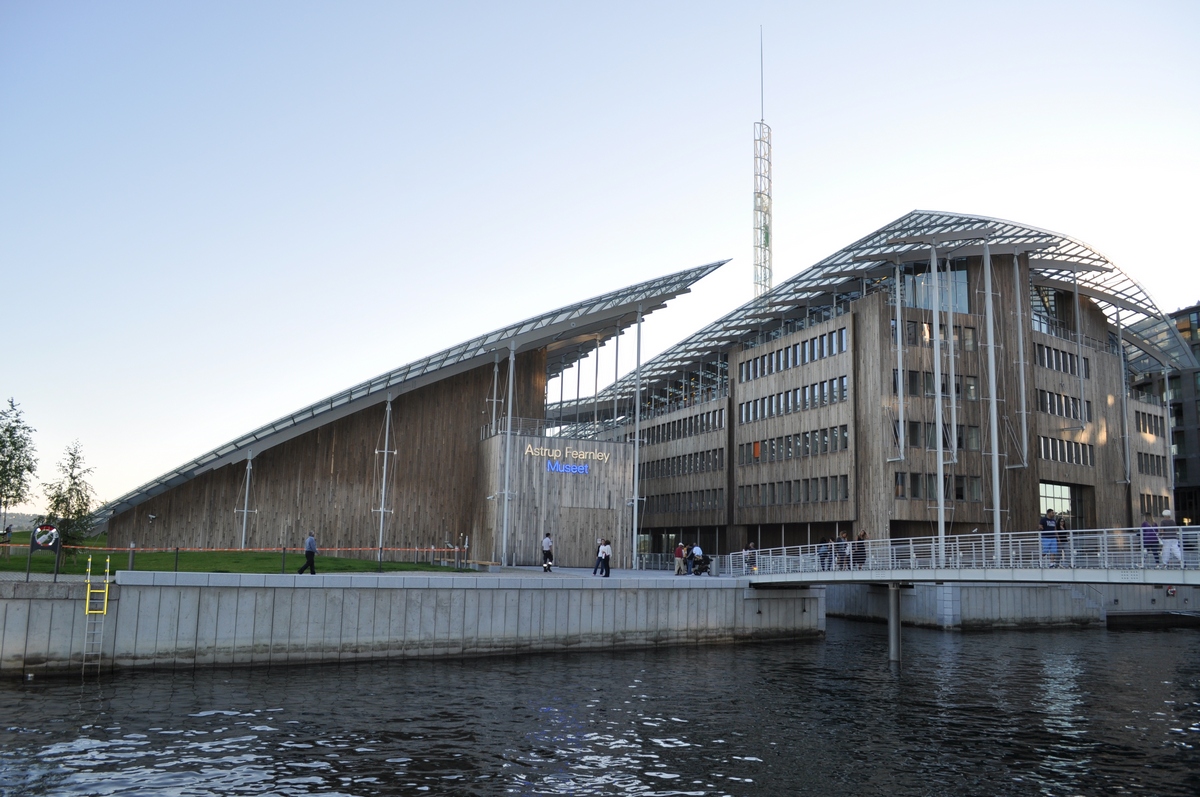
720, 527, 1197, 663
725, 528, 1200, 587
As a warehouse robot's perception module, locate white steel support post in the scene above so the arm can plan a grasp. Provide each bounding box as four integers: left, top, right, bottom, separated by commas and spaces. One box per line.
613, 325, 620, 441
502, 340, 517, 567
632, 304, 643, 569
1012, 255, 1029, 467
894, 263, 906, 457
945, 256, 958, 464
375, 394, 395, 562
1117, 310, 1131, 485
1162, 370, 1174, 497
983, 243, 1002, 563
931, 243, 946, 567
238, 451, 254, 550
1073, 271, 1086, 428
593, 337, 600, 436
490, 351, 500, 429
575, 349, 583, 428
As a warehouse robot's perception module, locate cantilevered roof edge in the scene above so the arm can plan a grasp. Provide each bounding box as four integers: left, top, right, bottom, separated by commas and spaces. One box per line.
98, 260, 727, 519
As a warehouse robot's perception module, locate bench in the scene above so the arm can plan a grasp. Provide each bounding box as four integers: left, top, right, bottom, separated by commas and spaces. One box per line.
466, 560, 502, 573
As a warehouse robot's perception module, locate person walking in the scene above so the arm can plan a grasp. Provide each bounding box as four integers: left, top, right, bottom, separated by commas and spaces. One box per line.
1160, 510, 1184, 568
674, 542, 686, 575
853, 532, 867, 570
1039, 509, 1060, 566
599, 539, 612, 577
541, 533, 554, 572
1141, 514, 1160, 566
836, 532, 850, 570
817, 537, 832, 571
298, 532, 318, 575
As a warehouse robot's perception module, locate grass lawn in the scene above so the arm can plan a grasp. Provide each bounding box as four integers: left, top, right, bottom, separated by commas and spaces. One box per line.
0, 532, 463, 576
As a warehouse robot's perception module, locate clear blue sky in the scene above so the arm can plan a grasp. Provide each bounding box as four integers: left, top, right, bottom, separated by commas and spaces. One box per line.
2, 1, 1198, 511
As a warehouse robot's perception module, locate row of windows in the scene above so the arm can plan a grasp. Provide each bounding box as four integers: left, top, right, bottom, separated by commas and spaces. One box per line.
738, 328, 848, 383
640, 448, 725, 481
1037, 390, 1092, 422
894, 472, 983, 502
1037, 436, 1096, 467
890, 320, 978, 351
892, 421, 981, 451
737, 475, 850, 507
738, 377, 849, 423
892, 370, 980, 400
1134, 410, 1164, 437
738, 426, 850, 465
645, 488, 725, 514
1140, 493, 1171, 518
1137, 452, 1167, 478
1034, 343, 1091, 378
642, 409, 725, 446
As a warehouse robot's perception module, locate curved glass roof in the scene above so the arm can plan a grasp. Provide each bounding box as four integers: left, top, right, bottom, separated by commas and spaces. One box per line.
581, 210, 1193, 412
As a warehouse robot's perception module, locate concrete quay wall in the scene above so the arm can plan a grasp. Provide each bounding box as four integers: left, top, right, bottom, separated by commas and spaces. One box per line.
826, 582, 1199, 629
0, 573, 824, 678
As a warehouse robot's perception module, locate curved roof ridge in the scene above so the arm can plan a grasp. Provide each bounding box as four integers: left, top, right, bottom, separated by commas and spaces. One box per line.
579, 210, 1191, 410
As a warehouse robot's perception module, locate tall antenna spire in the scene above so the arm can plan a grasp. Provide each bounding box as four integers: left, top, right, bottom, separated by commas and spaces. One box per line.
753, 28, 772, 301
760, 25, 764, 120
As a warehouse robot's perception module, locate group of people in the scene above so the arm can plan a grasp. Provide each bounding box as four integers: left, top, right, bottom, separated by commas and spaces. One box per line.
673, 541, 708, 575
1141, 510, 1185, 568
1041, 508, 1189, 569
816, 531, 868, 571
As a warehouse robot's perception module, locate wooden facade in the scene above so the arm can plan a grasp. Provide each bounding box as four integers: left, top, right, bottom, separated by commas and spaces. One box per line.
107, 351, 547, 554
478, 434, 633, 567
631, 252, 1172, 552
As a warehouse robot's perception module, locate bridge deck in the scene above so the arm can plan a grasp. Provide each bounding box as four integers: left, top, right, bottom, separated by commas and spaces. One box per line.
726, 528, 1200, 586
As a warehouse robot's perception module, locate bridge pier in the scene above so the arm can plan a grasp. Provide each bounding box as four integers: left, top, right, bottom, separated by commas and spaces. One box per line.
888, 582, 902, 663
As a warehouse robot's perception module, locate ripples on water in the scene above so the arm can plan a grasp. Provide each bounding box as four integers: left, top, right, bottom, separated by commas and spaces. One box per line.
1, 620, 1197, 796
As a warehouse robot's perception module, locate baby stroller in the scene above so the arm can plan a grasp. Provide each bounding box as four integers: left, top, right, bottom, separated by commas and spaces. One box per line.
692, 554, 712, 576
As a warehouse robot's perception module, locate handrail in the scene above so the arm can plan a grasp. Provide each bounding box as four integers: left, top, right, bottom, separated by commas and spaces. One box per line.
724, 527, 1196, 576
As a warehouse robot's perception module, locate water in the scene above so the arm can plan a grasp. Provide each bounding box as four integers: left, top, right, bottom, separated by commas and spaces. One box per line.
1, 620, 1197, 796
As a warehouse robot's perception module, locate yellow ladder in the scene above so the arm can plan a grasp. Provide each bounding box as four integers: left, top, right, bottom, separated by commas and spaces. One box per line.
82, 555, 111, 676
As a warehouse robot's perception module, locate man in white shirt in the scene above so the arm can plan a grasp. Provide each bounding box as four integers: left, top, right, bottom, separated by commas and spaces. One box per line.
541, 533, 553, 572
1160, 510, 1184, 568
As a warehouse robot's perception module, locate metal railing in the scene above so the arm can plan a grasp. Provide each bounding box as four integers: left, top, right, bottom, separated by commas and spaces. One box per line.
724, 527, 1198, 577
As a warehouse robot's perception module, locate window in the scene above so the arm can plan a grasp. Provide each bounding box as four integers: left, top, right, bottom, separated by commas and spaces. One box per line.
895, 472, 907, 498
821, 428, 830, 454
964, 376, 978, 401
840, 425, 849, 450
969, 477, 981, 502
908, 421, 921, 448
967, 426, 981, 451
925, 422, 937, 449
908, 370, 921, 397
963, 327, 977, 352
910, 472, 923, 499
954, 476, 966, 501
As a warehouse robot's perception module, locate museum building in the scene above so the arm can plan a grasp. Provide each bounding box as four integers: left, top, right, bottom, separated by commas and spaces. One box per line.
99, 210, 1194, 568
553, 211, 1194, 559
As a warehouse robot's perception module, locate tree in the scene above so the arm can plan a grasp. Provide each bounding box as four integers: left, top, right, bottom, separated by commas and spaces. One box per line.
42, 440, 96, 544
0, 397, 37, 531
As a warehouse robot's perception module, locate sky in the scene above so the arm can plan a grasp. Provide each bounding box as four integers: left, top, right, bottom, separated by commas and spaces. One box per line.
2, 1, 1198, 512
